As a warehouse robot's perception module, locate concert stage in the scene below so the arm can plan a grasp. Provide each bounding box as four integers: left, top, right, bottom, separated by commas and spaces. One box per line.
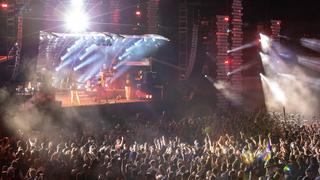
55, 90, 150, 107
59, 96, 167, 124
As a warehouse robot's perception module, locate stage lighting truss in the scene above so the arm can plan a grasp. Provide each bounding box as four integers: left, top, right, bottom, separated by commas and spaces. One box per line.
271, 20, 281, 41
216, 15, 230, 78
216, 15, 230, 107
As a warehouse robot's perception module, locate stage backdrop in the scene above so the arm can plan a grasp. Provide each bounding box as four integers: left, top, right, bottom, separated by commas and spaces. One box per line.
37, 31, 169, 88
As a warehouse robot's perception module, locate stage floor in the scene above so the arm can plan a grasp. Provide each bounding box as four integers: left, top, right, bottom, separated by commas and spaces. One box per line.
55, 90, 148, 107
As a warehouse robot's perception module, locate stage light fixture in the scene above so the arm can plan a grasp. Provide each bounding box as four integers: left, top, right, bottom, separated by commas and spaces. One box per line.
135, 10, 141, 16
224, 17, 229, 22
71, 0, 83, 8
259, 33, 271, 52
64, 0, 88, 32
1, 3, 8, 8
65, 11, 89, 32
224, 57, 232, 65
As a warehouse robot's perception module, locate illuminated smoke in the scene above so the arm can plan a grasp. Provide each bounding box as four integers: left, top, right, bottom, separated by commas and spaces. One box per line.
258, 37, 320, 115
300, 38, 320, 52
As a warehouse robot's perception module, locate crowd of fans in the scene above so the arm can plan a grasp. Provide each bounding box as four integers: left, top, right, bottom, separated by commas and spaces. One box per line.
0, 111, 320, 180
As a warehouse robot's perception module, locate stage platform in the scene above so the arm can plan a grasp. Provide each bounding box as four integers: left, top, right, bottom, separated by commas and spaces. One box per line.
55, 90, 149, 108
57, 96, 167, 123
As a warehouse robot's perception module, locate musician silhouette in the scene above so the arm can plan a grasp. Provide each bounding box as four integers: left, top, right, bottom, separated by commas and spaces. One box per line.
70, 79, 80, 105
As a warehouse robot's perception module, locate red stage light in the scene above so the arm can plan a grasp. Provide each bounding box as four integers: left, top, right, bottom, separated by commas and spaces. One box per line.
1, 3, 8, 8
224, 17, 229, 22
277, 21, 281, 25
135, 10, 141, 16
224, 58, 232, 65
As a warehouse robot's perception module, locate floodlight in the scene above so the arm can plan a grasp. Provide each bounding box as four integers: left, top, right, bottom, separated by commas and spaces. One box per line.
1, 3, 8, 8
65, 11, 89, 32
259, 33, 271, 52
71, 0, 83, 9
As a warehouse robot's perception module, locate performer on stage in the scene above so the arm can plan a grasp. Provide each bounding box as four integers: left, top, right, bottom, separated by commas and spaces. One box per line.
70, 81, 80, 104
85, 79, 92, 92
125, 74, 131, 100
96, 69, 107, 102
98, 70, 105, 87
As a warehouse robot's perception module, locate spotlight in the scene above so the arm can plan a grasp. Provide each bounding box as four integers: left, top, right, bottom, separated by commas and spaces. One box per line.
1, 3, 8, 8
135, 10, 141, 16
204, 75, 208, 78
224, 57, 232, 65
224, 17, 229, 22
65, 11, 89, 32
71, 0, 83, 8
259, 33, 272, 52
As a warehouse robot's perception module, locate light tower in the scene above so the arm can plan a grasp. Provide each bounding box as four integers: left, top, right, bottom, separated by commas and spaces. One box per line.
215, 15, 230, 108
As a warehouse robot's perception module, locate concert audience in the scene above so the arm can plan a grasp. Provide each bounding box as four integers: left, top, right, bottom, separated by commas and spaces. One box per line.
0, 112, 319, 180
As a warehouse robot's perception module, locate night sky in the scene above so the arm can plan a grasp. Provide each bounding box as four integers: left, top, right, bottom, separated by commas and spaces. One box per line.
244, 0, 320, 37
